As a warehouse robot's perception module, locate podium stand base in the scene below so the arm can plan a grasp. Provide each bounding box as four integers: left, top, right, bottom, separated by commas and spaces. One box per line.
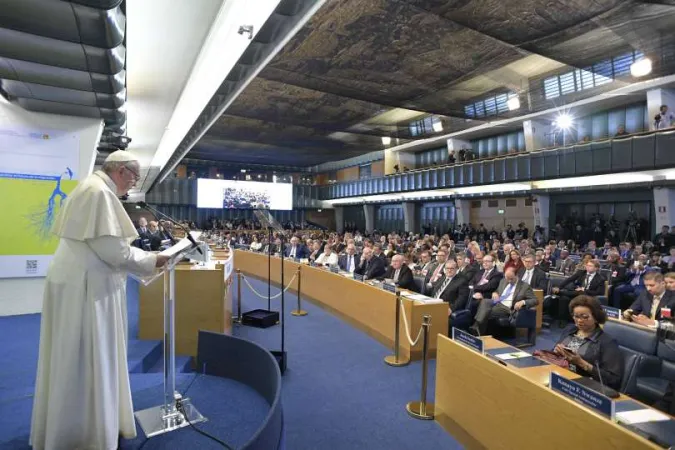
405, 401, 435, 420
384, 355, 410, 367
271, 350, 287, 374
135, 398, 207, 438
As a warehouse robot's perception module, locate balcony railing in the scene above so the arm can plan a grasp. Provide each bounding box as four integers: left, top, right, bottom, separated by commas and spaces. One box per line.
319, 129, 675, 200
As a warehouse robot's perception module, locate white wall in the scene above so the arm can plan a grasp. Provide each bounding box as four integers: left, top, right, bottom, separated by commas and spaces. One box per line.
469, 197, 534, 231
0, 98, 103, 316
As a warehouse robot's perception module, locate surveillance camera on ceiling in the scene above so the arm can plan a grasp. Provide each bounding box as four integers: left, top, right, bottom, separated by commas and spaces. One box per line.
238, 25, 254, 40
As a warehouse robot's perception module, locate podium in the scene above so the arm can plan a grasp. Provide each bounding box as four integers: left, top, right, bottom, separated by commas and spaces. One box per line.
132, 233, 209, 437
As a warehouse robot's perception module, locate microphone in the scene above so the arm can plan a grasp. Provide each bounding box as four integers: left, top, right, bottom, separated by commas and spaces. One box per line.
137, 202, 203, 255
595, 360, 607, 395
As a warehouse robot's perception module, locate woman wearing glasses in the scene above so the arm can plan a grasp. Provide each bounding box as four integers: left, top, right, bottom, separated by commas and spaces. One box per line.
552, 295, 624, 390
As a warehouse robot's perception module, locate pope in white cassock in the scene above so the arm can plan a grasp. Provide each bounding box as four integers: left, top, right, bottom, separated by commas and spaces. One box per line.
30, 151, 169, 450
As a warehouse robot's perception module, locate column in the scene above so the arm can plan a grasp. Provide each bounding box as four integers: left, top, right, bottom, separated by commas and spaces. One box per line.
653, 188, 675, 234
363, 204, 375, 234
454, 199, 471, 226
532, 194, 550, 234
334, 207, 344, 234
402, 202, 417, 233
647, 88, 675, 130
523, 119, 552, 152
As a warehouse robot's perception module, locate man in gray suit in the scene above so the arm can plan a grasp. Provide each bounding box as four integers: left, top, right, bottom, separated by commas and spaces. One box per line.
470, 266, 538, 335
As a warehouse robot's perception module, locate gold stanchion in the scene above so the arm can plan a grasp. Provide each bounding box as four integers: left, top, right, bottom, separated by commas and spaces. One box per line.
406, 314, 434, 419
291, 265, 307, 316
233, 269, 242, 324
384, 291, 410, 367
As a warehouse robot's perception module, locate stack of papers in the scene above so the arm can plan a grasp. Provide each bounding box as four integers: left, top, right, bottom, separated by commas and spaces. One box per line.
616, 409, 670, 424
402, 293, 444, 304
495, 351, 531, 361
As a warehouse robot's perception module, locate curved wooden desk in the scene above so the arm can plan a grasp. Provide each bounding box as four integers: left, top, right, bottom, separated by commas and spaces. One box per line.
234, 250, 448, 360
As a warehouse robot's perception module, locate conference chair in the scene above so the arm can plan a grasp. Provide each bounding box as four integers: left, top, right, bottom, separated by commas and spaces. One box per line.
603, 319, 659, 397
490, 289, 543, 348
413, 275, 425, 294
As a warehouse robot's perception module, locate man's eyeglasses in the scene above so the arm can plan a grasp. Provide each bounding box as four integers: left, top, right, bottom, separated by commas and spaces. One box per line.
123, 166, 140, 181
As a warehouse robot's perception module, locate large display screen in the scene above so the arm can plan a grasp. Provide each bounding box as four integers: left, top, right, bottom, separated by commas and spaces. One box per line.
197, 178, 293, 210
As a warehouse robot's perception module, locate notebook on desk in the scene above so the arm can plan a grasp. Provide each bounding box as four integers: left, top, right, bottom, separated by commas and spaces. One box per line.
616, 399, 675, 448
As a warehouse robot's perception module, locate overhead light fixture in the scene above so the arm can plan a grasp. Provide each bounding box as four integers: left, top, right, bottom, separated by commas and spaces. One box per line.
240, 169, 247, 173
507, 96, 520, 111
432, 120, 443, 132
556, 114, 573, 130
631, 58, 652, 77
149, 0, 283, 171
382, 136, 391, 146
273, 175, 277, 183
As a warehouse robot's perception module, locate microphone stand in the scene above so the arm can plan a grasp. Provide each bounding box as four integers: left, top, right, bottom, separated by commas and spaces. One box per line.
138, 202, 202, 255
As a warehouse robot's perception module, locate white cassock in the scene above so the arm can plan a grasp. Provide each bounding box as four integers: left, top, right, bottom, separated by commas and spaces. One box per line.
30, 170, 157, 450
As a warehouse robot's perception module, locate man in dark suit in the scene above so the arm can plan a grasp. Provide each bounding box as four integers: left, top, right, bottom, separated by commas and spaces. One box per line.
373, 243, 388, 265
552, 260, 606, 323
423, 248, 448, 295
378, 254, 416, 291
520, 254, 548, 291
354, 247, 386, 280
624, 272, 675, 326
338, 243, 360, 273
470, 267, 538, 335
535, 250, 551, 272
456, 252, 477, 283
284, 236, 309, 259
470, 254, 503, 300
432, 260, 469, 314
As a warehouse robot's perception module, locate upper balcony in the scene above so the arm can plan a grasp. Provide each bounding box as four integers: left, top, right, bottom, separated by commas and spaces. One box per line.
318, 129, 675, 201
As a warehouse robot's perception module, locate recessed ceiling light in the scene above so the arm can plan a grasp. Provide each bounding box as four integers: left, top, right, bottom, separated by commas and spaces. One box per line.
631, 58, 652, 77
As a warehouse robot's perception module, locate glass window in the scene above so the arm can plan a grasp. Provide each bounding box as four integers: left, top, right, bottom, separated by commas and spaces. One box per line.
544, 76, 560, 99
559, 71, 576, 95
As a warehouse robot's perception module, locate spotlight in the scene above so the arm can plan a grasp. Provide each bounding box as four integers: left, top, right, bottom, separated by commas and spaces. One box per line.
631, 58, 652, 77
382, 136, 391, 146
507, 96, 520, 111
556, 114, 573, 130
432, 120, 443, 132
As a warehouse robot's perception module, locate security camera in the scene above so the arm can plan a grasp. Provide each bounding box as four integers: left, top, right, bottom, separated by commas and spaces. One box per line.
238, 25, 254, 40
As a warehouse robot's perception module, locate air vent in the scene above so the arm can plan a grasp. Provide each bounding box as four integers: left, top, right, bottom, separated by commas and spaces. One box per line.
471, 200, 482, 208
505, 199, 517, 207
488, 200, 498, 208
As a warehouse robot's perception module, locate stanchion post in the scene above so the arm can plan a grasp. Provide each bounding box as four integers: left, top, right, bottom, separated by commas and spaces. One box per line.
384, 291, 410, 367
233, 269, 242, 324
406, 314, 434, 420
291, 265, 308, 316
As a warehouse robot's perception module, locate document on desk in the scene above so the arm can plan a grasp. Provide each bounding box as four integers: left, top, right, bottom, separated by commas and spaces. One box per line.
494, 351, 531, 361
616, 409, 670, 425
402, 293, 443, 304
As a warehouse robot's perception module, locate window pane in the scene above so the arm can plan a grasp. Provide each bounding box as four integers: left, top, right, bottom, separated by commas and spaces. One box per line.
484, 96, 497, 116
580, 68, 595, 90
475, 101, 485, 117
559, 71, 576, 95
612, 53, 633, 77
544, 76, 560, 99
464, 104, 475, 118
496, 93, 509, 113
593, 60, 613, 85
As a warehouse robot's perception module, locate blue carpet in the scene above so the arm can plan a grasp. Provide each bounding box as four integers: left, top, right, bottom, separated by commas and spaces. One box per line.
0, 275, 566, 450
234, 276, 462, 450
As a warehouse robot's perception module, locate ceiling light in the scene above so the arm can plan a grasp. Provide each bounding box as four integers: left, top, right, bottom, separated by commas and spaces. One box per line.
240, 169, 246, 173
556, 114, 573, 130
507, 96, 520, 111
432, 121, 443, 132
631, 58, 652, 77
382, 136, 391, 146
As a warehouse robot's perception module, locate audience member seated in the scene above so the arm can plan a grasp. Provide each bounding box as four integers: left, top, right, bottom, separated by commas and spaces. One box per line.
315, 245, 338, 267
308, 241, 323, 262
423, 248, 447, 295
554, 249, 575, 274
520, 253, 548, 290
469, 267, 537, 336
285, 236, 309, 259
338, 243, 360, 273
355, 247, 386, 280
612, 260, 649, 309
504, 249, 524, 274
378, 254, 416, 291
614, 124, 630, 138
432, 260, 469, 318
553, 295, 624, 390
552, 260, 606, 324
622, 272, 675, 326
470, 254, 503, 302
535, 249, 551, 272
250, 235, 263, 252
456, 252, 477, 282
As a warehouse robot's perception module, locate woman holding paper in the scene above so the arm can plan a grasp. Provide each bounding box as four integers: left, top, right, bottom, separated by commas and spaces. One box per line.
553, 295, 624, 390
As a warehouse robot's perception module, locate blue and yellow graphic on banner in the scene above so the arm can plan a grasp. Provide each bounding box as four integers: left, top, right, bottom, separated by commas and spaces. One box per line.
0, 173, 78, 256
